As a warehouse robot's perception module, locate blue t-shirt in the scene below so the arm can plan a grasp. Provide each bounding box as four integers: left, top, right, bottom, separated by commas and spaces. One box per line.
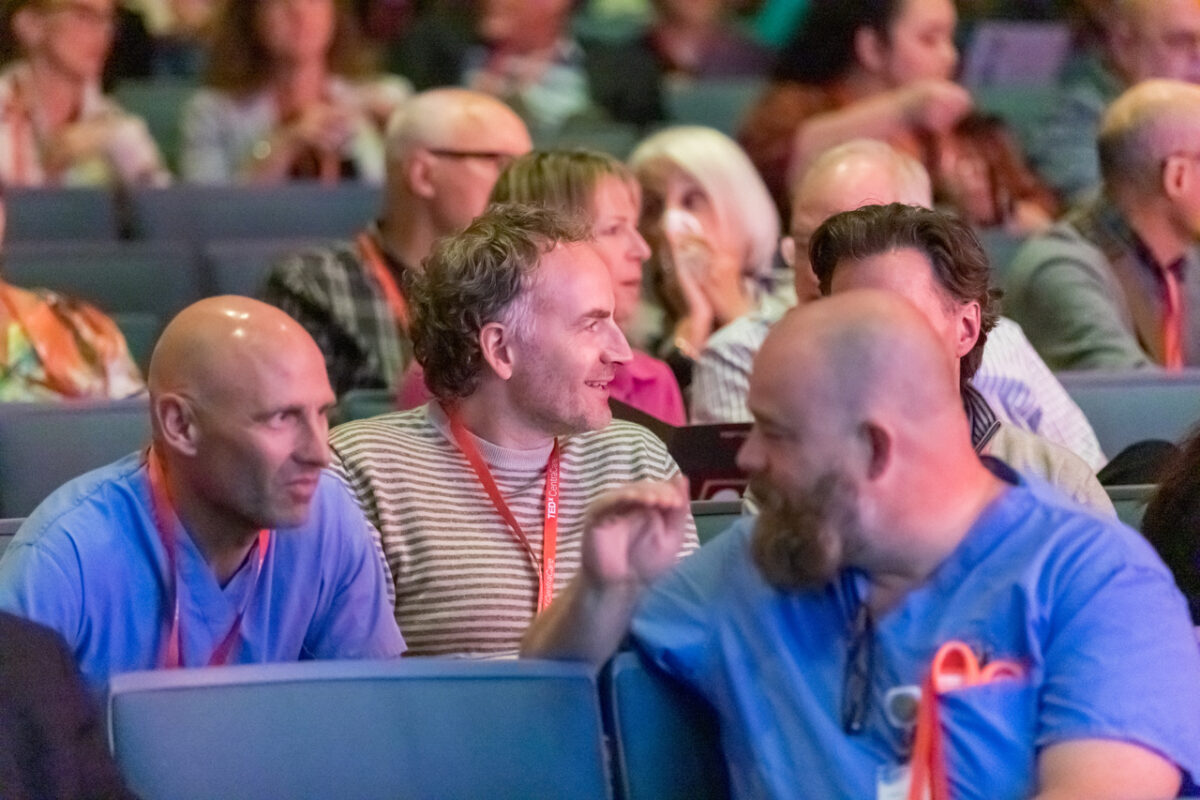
632, 469, 1200, 800
0, 453, 406, 687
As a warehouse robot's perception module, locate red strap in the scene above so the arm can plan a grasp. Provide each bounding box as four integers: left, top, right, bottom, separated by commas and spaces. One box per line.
358, 232, 412, 333
1161, 265, 1185, 371
907, 670, 952, 800
445, 409, 560, 613
147, 449, 269, 668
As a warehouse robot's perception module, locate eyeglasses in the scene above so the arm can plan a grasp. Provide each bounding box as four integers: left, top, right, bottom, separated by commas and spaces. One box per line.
841, 600, 875, 735
427, 149, 518, 170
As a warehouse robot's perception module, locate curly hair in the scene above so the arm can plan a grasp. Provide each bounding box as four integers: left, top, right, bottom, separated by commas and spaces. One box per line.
411, 203, 591, 401
203, 0, 375, 95
808, 203, 1001, 387
1141, 427, 1200, 623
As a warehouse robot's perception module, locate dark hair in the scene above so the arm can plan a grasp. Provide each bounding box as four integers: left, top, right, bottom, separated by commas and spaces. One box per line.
411, 203, 591, 401
1, 0, 54, 64
808, 203, 1001, 386
1141, 427, 1200, 623
204, 0, 375, 94
772, 0, 902, 84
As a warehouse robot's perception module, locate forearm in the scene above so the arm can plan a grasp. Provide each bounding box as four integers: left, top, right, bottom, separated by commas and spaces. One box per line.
791, 92, 912, 171
520, 576, 645, 665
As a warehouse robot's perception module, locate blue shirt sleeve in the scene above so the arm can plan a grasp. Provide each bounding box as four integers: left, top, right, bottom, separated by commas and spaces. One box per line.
1035, 528, 1200, 783
0, 537, 85, 655
302, 478, 406, 660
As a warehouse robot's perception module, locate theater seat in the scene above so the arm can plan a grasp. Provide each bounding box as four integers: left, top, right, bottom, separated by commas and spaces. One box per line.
0, 399, 150, 517
1057, 369, 1200, 457
0, 518, 21, 559
107, 659, 611, 800
336, 388, 395, 424
690, 500, 744, 545
4, 187, 120, 242
602, 649, 729, 800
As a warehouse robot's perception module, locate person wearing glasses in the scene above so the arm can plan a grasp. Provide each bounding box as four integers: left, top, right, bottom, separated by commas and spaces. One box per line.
180, 0, 410, 185
1008, 79, 1200, 372
0, 0, 169, 187
259, 88, 531, 397
523, 286, 1200, 800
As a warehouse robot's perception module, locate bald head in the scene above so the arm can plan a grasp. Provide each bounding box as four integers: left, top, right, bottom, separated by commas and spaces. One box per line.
384, 89, 530, 165
149, 296, 335, 533
787, 140, 932, 300
149, 296, 325, 406
1110, 0, 1200, 84
754, 291, 960, 434
1099, 79, 1200, 192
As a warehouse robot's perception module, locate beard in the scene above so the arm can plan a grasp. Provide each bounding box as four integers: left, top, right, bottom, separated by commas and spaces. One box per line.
750, 470, 863, 592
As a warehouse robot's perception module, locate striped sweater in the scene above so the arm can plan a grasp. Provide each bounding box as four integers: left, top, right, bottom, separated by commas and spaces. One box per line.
330, 403, 698, 658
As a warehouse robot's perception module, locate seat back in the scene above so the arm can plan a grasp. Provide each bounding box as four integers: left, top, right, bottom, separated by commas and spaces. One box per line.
690, 500, 744, 545
335, 388, 395, 424
201, 237, 328, 297
0, 518, 21, 559
602, 650, 729, 800
112, 79, 195, 171
107, 659, 612, 800
1057, 369, 1200, 456
0, 399, 150, 517
5, 187, 120, 242
664, 78, 767, 136
1105, 483, 1156, 531
130, 184, 378, 242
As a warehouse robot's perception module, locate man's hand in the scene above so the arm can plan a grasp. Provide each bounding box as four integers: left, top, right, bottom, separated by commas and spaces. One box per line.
582, 477, 690, 588
901, 80, 973, 135
522, 477, 691, 664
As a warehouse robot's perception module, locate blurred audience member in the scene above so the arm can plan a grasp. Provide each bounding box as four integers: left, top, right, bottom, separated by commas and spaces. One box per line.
692, 139, 1106, 471
628, 125, 780, 384
0, 296, 406, 687
1141, 426, 1200, 623
391, 0, 664, 134
1007, 80, 1200, 371
1030, 0, 1200, 203
399, 149, 686, 425
738, 0, 1056, 232
124, 0, 218, 78
0, 612, 137, 800
0, 0, 170, 187
0, 184, 144, 401
643, 0, 771, 81
261, 89, 531, 396
181, 0, 410, 184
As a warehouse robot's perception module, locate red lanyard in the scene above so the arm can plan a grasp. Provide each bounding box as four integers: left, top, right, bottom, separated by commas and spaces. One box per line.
357, 233, 411, 333
445, 410, 561, 613
146, 449, 269, 668
1161, 265, 1185, 371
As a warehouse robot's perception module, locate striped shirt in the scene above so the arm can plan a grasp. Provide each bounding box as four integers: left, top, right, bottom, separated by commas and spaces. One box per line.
329, 403, 698, 658
692, 304, 1106, 470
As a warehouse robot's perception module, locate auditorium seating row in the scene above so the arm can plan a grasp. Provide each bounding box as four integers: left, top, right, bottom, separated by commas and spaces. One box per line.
102, 652, 727, 800
1, 368, 1196, 518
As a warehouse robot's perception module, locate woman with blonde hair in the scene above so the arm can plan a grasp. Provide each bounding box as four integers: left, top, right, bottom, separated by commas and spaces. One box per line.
181, 0, 409, 184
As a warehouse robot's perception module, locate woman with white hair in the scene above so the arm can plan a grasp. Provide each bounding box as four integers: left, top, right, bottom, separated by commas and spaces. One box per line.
629, 125, 783, 368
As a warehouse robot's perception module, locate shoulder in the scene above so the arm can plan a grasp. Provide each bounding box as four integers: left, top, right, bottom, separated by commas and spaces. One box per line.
986, 426, 1111, 514
564, 420, 677, 476
266, 240, 361, 288
330, 407, 440, 460
1010, 218, 1106, 285
704, 302, 782, 360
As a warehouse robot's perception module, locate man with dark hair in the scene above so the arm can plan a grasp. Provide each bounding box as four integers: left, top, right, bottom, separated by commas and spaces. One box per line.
523, 290, 1200, 800
809, 203, 1111, 513
1009, 79, 1200, 370
330, 203, 697, 658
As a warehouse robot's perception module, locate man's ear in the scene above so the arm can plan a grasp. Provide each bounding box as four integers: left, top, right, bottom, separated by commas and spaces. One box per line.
406, 150, 437, 199
954, 300, 982, 359
860, 421, 893, 481
854, 25, 888, 76
1162, 154, 1191, 203
478, 321, 516, 381
154, 394, 200, 457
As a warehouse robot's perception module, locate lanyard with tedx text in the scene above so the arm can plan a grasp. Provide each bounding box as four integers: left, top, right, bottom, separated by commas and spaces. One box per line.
446, 410, 561, 613
357, 232, 411, 334
146, 449, 269, 668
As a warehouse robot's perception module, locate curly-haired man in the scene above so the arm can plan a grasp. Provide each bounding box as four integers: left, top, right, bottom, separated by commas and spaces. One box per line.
329, 203, 698, 657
